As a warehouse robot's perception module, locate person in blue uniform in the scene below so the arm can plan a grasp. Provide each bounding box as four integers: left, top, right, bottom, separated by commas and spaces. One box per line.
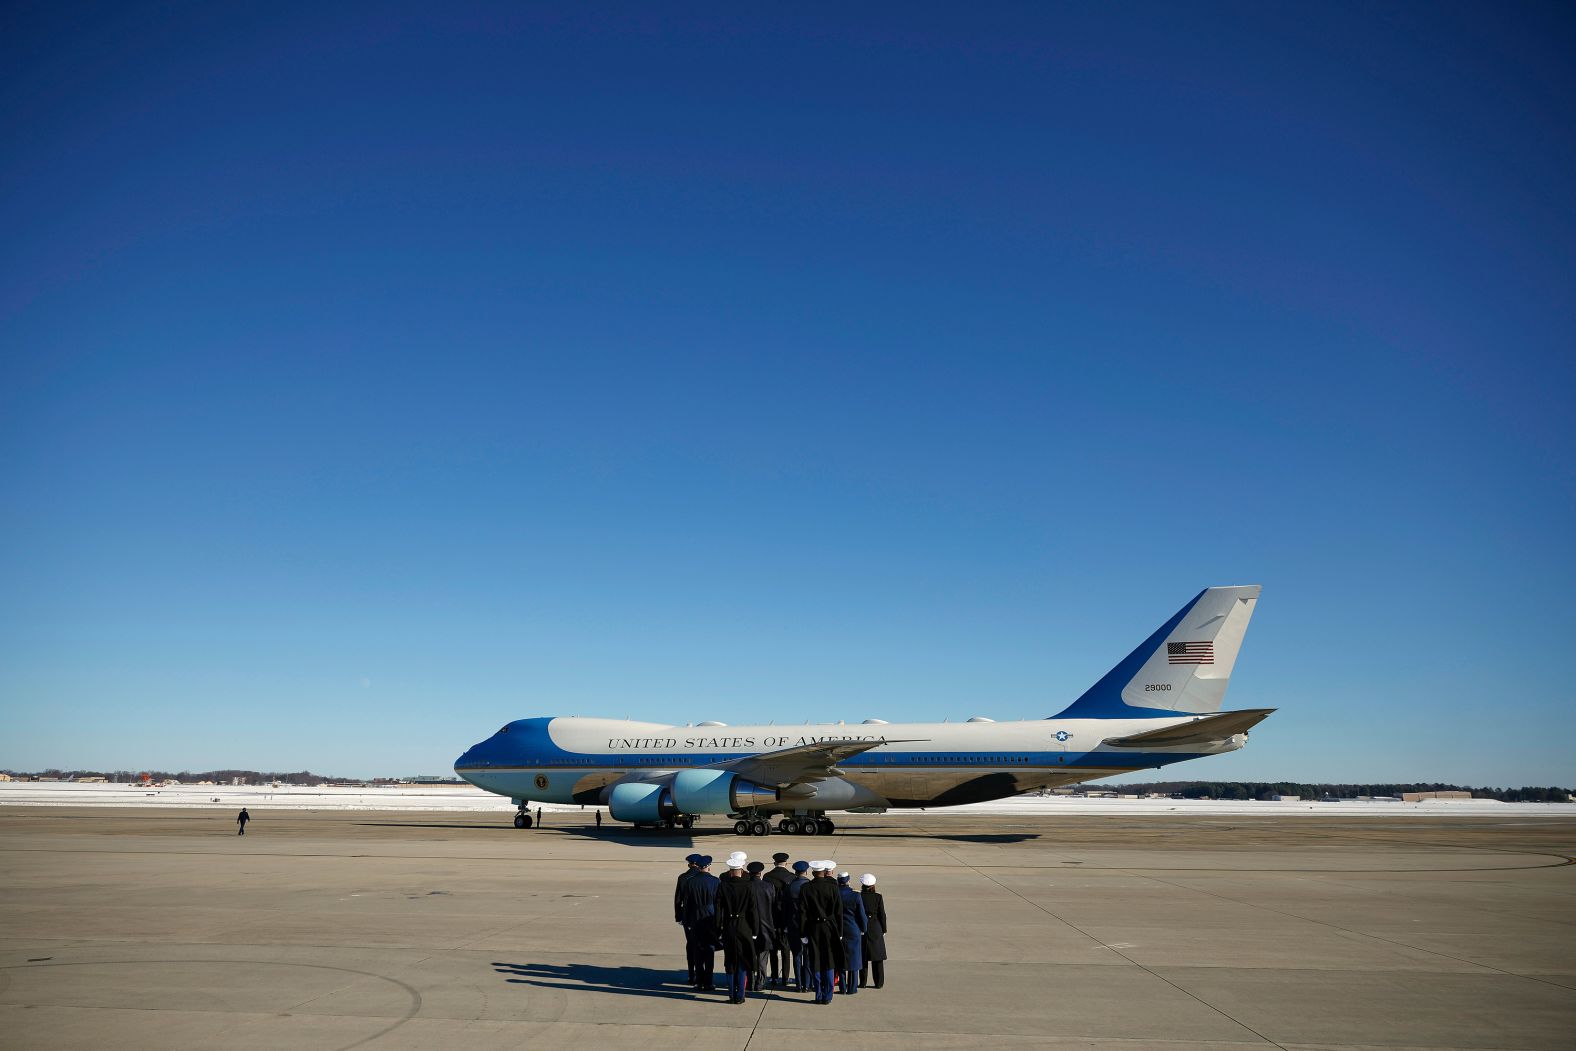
715, 857, 760, 1003
859, 873, 888, 989
836, 871, 868, 994
784, 859, 811, 990
678, 856, 720, 991
675, 853, 702, 984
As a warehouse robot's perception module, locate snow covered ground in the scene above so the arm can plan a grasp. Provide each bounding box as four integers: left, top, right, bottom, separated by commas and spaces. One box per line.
1, 780, 1572, 816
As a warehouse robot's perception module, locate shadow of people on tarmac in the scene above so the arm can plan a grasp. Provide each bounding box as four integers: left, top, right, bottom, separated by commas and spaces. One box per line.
491, 961, 803, 1002
491, 961, 705, 1001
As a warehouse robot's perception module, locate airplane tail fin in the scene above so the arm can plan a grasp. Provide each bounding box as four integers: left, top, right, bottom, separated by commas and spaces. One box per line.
1051, 586, 1261, 720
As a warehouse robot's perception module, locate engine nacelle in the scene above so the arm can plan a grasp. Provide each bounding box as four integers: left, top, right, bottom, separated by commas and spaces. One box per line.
608, 781, 678, 823
672, 769, 779, 814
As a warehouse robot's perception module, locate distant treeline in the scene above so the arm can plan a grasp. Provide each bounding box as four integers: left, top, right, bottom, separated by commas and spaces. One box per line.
1109, 781, 1571, 802
3, 769, 400, 785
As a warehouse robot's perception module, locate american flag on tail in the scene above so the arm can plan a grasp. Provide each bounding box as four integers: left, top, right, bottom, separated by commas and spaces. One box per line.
1167, 641, 1214, 665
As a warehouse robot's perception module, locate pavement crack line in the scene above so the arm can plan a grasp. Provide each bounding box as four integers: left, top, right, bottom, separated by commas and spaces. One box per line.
923, 834, 1290, 1051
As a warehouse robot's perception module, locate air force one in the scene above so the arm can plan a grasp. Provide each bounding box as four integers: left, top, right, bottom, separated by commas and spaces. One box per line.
455, 585, 1269, 835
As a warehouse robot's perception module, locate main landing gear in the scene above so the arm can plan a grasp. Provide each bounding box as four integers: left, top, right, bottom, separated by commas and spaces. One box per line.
733, 815, 835, 836
513, 807, 533, 829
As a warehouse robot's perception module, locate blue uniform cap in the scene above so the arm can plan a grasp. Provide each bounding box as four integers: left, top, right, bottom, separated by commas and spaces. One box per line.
792, 860, 809, 872
685, 853, 702, 864
698, 855, 713, 867
837, 873, 851, 884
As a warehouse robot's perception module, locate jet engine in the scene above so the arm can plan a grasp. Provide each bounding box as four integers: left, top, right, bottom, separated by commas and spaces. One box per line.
608, 781, 677, 823
671, 769, 779, 814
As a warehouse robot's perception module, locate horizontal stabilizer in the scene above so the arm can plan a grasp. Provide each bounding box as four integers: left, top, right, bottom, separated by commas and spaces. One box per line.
1101, 708, 1275, 749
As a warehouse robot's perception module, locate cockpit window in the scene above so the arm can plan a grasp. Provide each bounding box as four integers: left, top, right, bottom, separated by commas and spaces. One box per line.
498, 724, 510, 734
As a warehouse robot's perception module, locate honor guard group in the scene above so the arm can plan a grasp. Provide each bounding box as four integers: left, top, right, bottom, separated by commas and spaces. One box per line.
675, 850, 889, 1005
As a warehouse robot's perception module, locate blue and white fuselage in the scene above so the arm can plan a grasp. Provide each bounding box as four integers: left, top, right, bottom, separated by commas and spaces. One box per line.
455, 586, 1270, 831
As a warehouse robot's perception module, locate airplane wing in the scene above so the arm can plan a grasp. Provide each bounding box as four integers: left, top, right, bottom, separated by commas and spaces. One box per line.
712, 738, 921, 787
1101, 708, 1276, 749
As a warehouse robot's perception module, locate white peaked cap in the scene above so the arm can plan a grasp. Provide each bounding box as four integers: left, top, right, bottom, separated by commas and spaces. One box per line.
812, 860, 830, 871
839, 872, 850, 880
861, 873, 877, 886
727, 851, 747, 863
727, 858, 746, 869
824, 859, 837, 870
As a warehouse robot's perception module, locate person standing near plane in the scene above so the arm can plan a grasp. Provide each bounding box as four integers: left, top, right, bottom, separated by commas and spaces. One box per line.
764, 852, 796, 986
785, 859, 812, 991
595, 809, 602, 829
235, 808, 250, 835
675, 853, 702, 984
679, 855, 720, 991
716, 857, 759, 1003
859, 873, 887, 989
745, 861, 777, 991
535, 806, 543, 827
800, 860, 844, 1004
836, 872, 868, 994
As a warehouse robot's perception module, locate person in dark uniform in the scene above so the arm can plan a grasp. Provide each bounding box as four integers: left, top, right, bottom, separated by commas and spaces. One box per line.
859, 873, 888, 989
836, 872, 868, 994
595, 809, 602, 829
785, 860, 812, 991
236, 808, 250, 835
745, 861, 777, 991
675, 853, 702, 984
679, 855, 720, 991
799, 860, 845, 1004
763, 852, 796, 985
535, 806, 543, 827
715, 858, 759, 1003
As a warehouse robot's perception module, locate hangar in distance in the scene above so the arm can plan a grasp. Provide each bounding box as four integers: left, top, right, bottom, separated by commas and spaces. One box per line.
454, 585, 1269, 835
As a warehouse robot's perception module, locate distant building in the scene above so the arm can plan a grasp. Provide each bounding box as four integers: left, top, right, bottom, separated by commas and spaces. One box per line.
1403, 791, 1473, 802
0, 773, 13, 782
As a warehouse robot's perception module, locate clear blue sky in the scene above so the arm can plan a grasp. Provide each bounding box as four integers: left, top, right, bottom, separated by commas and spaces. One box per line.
3, 3, 1572, 784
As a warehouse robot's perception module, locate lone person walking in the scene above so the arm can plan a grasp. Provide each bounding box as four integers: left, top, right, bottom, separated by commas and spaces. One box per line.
236, 808, 250, 836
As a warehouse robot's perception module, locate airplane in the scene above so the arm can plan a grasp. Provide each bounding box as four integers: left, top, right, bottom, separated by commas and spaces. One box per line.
454, 585, 1269, 834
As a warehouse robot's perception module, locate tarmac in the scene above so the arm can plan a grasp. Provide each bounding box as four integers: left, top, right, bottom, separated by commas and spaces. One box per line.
1, 806, 1573, 1050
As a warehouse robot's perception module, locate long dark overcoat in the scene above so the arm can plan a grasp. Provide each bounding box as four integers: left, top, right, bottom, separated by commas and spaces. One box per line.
798, 877, 846, 972
860, 887, 888, 961
715, 874, 760, 971
748, 877, 777, 951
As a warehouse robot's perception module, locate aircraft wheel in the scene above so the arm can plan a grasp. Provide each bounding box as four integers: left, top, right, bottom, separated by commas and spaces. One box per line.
734, 819, 750, 836
513, 813, 527, 829
750, 818, 770, 837
678, 815, 694, 829
781, 819, 799, 835
801, 819, 818, 836
818, 818, 833, 834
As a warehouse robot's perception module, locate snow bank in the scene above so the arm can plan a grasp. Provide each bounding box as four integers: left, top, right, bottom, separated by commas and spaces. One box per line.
2, 780, 1571, 816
